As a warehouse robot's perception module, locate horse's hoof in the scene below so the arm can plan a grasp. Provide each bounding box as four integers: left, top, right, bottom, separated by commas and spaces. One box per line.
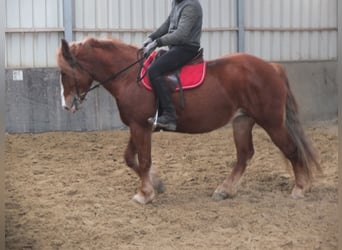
212, 191, 234, 200
291, 186, 305, 199
132, 192, 154, 205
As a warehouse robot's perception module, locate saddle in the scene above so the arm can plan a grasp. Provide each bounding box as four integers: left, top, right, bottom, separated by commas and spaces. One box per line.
140, 49, 207, 92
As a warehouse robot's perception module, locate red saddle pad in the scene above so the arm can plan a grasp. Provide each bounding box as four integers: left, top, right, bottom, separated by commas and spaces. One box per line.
140, 51, 206, 91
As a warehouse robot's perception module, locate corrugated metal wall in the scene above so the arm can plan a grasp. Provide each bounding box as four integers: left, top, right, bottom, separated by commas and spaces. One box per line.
201, 0, 237, 59
245, 0, 337, 61
5, 0, 338, 67
6, 0, 64, 68
73, 0, 172, 46
72, 0, 237, 59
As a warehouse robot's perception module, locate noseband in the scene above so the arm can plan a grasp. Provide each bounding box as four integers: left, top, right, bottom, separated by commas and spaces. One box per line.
66, 48, 145, 110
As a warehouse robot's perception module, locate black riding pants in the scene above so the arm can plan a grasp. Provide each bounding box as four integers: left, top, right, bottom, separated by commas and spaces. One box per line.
147, 46, 199, 81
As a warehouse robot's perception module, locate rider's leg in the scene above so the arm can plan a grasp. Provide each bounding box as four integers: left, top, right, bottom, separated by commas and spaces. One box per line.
149, 76, 177, 130
147, 46, 199, 130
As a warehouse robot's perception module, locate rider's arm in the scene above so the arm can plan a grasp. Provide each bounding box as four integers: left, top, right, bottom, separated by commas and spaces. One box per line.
149, 16, 171, 41
155, 5, 201, 47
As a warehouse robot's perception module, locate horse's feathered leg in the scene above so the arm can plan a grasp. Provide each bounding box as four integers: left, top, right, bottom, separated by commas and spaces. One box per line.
213, 115, 255, 200
265, 66, 320, 198
127, 124, 164, 204
263, 124, 313, 198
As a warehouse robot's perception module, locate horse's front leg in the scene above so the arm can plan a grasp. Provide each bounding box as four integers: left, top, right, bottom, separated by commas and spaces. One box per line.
125, 125, 163, 204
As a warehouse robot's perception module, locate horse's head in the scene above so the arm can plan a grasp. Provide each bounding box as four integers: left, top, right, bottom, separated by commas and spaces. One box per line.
57, 39, 94, 113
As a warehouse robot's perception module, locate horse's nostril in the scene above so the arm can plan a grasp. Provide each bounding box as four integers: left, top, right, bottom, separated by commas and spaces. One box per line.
63, 106, 70, 111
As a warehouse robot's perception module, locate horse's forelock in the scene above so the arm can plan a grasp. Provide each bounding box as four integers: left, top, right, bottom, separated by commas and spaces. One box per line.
56, 46, 75, 76
56, 39, 87, 74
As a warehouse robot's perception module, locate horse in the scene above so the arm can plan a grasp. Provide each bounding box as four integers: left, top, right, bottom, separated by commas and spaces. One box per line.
56, 37, 320, 204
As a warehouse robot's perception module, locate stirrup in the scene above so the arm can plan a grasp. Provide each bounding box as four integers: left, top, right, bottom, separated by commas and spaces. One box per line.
147, 109, 177, 131
147, 109, 159, 129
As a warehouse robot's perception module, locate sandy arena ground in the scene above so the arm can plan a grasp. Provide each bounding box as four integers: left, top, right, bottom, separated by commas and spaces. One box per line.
5, 121, 338, 249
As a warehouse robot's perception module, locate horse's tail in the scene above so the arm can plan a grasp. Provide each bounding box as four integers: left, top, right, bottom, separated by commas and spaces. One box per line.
272, 63, 321, 178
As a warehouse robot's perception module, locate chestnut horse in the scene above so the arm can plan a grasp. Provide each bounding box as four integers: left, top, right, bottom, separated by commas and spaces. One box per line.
57, 37, 319, 204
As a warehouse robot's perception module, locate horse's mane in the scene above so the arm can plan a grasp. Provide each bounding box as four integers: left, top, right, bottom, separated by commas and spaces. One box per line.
56, 37, 138, 75
84, 37, 138, 51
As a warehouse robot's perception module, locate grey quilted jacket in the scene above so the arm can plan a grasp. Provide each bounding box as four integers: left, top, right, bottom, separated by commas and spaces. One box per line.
149, 0, 203, 48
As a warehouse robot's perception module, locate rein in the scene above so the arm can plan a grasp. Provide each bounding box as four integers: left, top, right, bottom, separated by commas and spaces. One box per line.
86, 48, 146, 93
68, 48, 146, 106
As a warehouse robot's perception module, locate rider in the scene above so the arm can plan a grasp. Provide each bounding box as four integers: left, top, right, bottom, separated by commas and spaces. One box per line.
143, 0, 203, 131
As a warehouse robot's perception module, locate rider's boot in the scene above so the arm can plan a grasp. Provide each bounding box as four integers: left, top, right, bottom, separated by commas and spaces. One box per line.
147, 77, 177, 131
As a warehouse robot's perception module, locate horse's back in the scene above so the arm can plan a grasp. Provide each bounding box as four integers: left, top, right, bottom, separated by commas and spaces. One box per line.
209, 53, 281, 75
205, 53, 288, 122
208, 53, 286, 91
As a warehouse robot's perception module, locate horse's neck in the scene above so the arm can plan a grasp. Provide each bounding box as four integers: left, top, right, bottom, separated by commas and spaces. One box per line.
96, 47, 138, 97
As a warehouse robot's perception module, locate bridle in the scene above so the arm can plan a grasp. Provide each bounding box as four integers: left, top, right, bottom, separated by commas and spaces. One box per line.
64, 48, 146, 110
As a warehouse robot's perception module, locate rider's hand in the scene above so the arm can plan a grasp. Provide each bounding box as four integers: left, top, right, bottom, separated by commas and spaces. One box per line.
142, 37, 153, 47
143, 40, 157, 57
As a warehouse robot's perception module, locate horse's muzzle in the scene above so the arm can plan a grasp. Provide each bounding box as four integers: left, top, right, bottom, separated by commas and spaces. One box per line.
63, 104, 77, 113
63, 96, 80, 113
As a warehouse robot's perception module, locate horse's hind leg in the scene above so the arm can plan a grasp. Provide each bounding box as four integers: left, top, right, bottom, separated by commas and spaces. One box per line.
264, 125, 312, 198
213, 115, 255, 200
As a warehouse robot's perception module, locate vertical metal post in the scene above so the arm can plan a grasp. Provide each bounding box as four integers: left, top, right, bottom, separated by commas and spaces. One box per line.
338, 1, 342, 248
237, 0, 245, 52
63, 0, 74, 41
0, 0, 5, 247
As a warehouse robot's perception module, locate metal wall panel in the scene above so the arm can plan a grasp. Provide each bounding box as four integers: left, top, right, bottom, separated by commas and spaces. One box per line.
245, 0, 337, 61
200, 0, 237, 58
73, 0, 172, 45
5, 0, 63, 68
5, 0, 338, 67
73, 0, 237, 59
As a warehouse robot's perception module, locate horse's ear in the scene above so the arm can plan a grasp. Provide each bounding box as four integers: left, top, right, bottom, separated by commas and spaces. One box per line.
61, 39, 73, 63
